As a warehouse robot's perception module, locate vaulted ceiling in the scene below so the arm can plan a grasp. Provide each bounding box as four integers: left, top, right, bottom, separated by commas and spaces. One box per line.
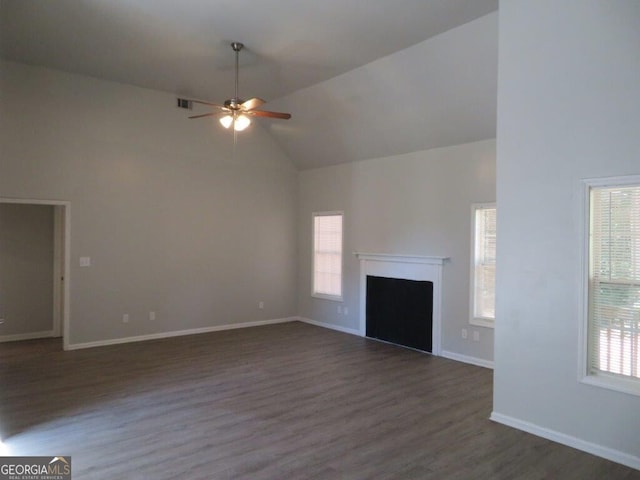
0, 0, 498, 169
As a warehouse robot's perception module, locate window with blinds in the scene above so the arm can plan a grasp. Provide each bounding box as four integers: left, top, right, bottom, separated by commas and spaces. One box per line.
588, 183, 640, 384
471, 204, 496, 327
312, 212, 343, 299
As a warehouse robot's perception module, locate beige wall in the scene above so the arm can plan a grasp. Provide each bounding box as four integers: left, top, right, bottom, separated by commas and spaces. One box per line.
297, 139, 496, 363
0, 60, 298, 346
0, 203, 54, 337
495, 0, 640, 466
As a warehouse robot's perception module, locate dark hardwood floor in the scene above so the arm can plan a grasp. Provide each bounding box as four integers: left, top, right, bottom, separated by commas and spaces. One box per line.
1, 322, 638, 479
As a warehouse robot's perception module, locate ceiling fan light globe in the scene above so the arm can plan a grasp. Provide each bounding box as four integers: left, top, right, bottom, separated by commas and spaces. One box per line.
219, 115, 233, 129
234, 114, 251, 131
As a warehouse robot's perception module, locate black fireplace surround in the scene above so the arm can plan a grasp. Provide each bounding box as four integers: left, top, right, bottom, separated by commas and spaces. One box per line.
365, 275, 433, 353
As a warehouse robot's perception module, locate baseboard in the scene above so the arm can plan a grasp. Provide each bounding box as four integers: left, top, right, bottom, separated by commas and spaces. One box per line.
297, 322, 494, 368
441, 350, 494, 369
297, 317, 361, 336
66, 317, 297, 351
0, 330, 55, 343
490, 412, 640, 471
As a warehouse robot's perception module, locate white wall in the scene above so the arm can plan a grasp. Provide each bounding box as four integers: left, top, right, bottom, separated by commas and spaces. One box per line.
0, 204, 54, 337
494, 0, 640, 468
0, 60, 298, 346
298, 139, 496, 363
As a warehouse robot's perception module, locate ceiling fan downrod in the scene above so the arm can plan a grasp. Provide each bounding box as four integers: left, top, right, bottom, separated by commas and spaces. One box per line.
231, 42, 243, 106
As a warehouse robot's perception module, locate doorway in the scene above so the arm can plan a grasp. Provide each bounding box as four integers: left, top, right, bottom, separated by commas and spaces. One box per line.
0, 199, 70, 348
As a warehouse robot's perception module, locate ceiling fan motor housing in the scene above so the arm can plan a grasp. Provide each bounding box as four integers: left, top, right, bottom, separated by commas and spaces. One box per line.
224, 98, 243, 110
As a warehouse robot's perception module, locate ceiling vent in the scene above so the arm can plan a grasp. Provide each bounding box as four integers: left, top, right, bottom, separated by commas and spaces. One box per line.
176, 98, 193, 110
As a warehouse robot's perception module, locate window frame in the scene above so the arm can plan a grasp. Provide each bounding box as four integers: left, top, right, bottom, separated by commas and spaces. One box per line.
311, 211, 344, 301
470, 203, 496, 328
579, 175, 640, 396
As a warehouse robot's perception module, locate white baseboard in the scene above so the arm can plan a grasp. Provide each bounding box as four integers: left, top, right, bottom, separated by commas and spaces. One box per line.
66, 317, 298, 351
490, 411, 640, 471
0, 330, 55, 343
441, 350, 494, 369
297, 317, 361, 336
298, 321, 494, 369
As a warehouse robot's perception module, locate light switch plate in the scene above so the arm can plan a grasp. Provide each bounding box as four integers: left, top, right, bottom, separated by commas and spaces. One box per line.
79, 257, 91, 267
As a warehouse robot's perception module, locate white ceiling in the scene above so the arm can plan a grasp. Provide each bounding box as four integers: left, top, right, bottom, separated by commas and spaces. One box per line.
0, 0, 499, 169
268, 12, 498, 169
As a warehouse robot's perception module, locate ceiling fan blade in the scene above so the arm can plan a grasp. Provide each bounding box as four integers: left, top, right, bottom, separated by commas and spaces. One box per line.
187, 99, 226, 108
188, 112, 217, 119
241, 97, 266, 111
249, 110, 292, 120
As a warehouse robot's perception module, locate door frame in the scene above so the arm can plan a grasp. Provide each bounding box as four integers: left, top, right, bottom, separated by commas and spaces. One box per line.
0, 198, 71, 349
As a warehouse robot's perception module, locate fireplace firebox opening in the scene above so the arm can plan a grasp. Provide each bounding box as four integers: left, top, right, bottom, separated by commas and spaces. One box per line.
366, 276, 433, 353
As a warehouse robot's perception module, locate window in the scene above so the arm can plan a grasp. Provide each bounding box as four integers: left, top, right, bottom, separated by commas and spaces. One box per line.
471, 203, 496, 327
312, 212, 343, 300
584, 177, 640, 393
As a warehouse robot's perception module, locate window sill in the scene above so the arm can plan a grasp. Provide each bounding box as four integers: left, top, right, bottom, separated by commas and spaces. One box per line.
581, 373, 640, 397
312, 293, 343, 302
470, 317, 494, 328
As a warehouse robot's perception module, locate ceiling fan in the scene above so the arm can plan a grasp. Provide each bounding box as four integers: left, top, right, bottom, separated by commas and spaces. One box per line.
185, 42, 291, 131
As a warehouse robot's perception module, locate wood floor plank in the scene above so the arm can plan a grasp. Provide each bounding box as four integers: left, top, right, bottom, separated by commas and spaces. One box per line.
0, 322, 638, 479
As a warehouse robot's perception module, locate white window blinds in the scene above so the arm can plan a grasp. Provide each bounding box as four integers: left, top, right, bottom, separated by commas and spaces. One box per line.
472, 205, 496, 323
589, 185, 640, 380
313, 213, 343, 298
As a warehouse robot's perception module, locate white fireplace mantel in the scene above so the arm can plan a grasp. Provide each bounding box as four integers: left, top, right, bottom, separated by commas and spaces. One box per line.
354, 252, 449, 356
354, 252, 448, 265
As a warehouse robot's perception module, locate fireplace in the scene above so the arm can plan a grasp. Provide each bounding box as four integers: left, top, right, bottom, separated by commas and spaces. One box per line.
366, 276, 433, 352
356, 253, 447, 356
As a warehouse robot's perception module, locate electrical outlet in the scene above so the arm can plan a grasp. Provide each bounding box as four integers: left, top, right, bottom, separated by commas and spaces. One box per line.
473, 331, 480, 342
149, 311, 156, 321
461, 328, 468, 339
343, 307, 348, 315
337, 305, 342, 314
258, 301, 264, 309
122, 313, 129, 323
